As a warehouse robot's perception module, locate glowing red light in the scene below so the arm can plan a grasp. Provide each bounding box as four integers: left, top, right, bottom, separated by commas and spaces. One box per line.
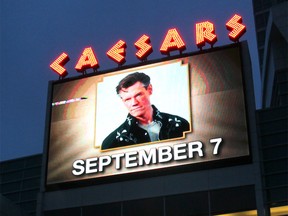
160, 28, 186, 55
106, 40, 127, 65
49, 14, 249, 77
226, 14, 246, 42
134, 34, 153, 61
195, 21, 217, 49
50, 53, 70, 77
75, 47, 99, 72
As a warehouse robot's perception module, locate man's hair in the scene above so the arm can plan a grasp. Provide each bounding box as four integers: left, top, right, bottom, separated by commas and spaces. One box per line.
116, 72, 151, 94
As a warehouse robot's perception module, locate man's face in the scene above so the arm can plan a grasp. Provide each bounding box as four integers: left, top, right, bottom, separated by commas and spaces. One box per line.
119, 81, 152, 119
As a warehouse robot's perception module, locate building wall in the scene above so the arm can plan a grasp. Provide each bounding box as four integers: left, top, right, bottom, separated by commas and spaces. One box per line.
262, 3, 288, 107
253, 2, 288, 213
257, 106, 288, 208
0, 194, 28, 216
0, 154, 42, 216
252, 0, 287, 73
42, 185, 257, 216
253, 1, 288, 108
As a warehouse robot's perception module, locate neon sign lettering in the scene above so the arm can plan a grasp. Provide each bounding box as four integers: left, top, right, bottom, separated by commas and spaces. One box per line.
75, 47, 99, 73
50, 52, 70, 77
226, 14, 246, 42
196, 21, 217, 49
134, 34, 153, 61
106, 40, 127, 66
50, 14, 246, 78
160, 28, 186, 55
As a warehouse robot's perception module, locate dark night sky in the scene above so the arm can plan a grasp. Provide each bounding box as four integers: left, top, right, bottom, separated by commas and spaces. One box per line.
0, 0, 261, 161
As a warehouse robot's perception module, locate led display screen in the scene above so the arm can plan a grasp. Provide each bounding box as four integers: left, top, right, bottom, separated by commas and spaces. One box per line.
46, 44, 250, 187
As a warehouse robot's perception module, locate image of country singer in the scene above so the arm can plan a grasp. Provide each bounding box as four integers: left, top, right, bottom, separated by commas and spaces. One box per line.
101, 72, 190, 150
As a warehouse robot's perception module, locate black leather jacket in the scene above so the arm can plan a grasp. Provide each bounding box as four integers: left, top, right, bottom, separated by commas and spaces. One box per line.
101, 105, 190, 150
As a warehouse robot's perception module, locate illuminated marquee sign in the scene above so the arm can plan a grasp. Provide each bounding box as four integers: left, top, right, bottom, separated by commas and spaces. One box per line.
49, 14, 246, 78
196, 21, 217, 49
75, 47, 99, 73
160, 28, 186, 55
46, 43, 251, 189
226, 14, 247, 42
134, 34, 153, 61
106, 40, 127, 66
49, 53, 70, 77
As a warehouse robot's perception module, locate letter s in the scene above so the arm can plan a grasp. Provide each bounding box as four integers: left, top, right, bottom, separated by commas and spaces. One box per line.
72, 160, 85, 176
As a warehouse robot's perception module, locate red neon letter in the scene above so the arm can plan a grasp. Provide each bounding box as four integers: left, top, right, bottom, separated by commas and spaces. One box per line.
75, 47, 99, 72
135, 34, 153, 61
106, 40, 127, 65
226, 14, 246, 42
50, 53, 70, 77
160, 28, 186, 55
196, 21, 217, 49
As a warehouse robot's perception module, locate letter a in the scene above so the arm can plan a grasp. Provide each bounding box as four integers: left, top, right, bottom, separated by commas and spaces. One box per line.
160, 28, 186, 55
